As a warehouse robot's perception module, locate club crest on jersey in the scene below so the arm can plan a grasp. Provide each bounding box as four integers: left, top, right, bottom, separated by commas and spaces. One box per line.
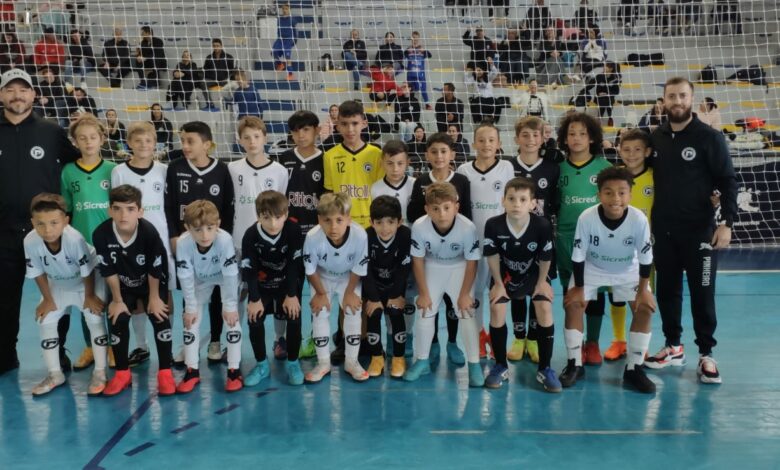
493, 180, 503, 192
264, 178, 274, 189
363, 162, 373, 173
209, 184, 220, 196
643, 186, 653, 196
589, 175, 598, 185
136, 254, 146, 265
30, 146, 45, 160
348, 253, 355, 262
527, 242, 538, 251
100, 179, 110, 190
681, 147, 697, 161
153, 182, 163, 193
623, 236, 635, 246
538, 178, 548, 189
211, 255, 220, 264
450, 243, 462, 252
312, 170, 322, 182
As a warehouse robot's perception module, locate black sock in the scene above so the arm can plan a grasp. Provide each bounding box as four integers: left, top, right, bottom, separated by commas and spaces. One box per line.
432, 311, 440, 344
112, 314, 131, 370
286, 316, 301, 361
537, 324, 554, 370
527, 302, 539, 341
444, 295, 458, 343
510, 299, 527, 339
248, 315, 267, 362
490, 324, 508, 366
387, 306, 406, 357
148, 314, 173, 369
209, 287, 223, 343
367, 309, 384, 356
57, 314, 70, 355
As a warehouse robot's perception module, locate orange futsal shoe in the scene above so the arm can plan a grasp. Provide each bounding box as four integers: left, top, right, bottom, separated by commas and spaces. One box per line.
103, 369, 132, 396
157, 368, 176, 396
583, 342, 603, 366
604, 341, 627, 361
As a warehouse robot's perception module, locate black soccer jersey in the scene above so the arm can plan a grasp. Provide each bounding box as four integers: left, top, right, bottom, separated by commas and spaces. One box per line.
241, 219, 304, 300
93, 218, 169, 293
277, 148, 325, 237
363, 225, 412, 301
164, 157, 235, 237
482, 213, 553, 296
509, 156, 560, 219
406, 171, 472, 224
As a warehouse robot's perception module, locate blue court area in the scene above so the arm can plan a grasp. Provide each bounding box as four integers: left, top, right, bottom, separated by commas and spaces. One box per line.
2, 271, 779, 469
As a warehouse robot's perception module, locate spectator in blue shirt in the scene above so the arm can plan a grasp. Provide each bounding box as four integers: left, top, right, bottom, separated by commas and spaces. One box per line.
231, 70, 263, 118
273, 4, 303, 75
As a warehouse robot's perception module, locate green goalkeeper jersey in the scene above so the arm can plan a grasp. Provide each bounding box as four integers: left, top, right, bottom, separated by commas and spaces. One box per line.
61, 159, 116, 245
556, 155, 612, 235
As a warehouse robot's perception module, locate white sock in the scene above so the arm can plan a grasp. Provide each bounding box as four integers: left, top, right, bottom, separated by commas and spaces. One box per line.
39, 321, 61, 373
404, 301, 415, 334
413, 311, 435, 360
273, 317, 287, 341
132, 313, 148, 350
343, 308, 362, 362
183, 313, 202, 369
459, 316, 480, 363
564, 328, 584, 366
83, 310, 107, 371
627, 331, 651, 369
311, 308, 331, 361
225, 323, 242, 369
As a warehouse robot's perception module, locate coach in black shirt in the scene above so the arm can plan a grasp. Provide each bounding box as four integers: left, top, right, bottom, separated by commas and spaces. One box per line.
434, 83, 464, 132
0, 69, 79, 374
647, 77, 737, 384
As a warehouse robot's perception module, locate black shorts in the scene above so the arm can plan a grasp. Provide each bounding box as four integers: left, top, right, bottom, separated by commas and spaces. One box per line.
490, 272, 540, 300
255, 290, 302, 322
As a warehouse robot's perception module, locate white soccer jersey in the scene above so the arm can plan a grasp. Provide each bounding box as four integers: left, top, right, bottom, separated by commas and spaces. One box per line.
411, 214, 481, 267
456, 159, 514, 239
175, 229, 239, 313
370, 175, 416, 224
303, 222, 369, 280
111, 161, 170, 244
228, 158, 289, 248
572, 205, 653, 285
24, 225, 96, 290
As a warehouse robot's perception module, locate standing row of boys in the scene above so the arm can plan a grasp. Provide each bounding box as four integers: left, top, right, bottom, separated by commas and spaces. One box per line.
25, 97, 705, 398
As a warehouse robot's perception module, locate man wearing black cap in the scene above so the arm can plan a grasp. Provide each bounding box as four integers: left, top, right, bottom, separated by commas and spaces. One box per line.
0, 68, 78, 374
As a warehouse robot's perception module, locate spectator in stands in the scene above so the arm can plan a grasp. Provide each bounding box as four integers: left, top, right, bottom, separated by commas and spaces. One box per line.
713, 0, 742, 35
541, 121, 565, 162
594, 61, 622, 127
405, 31, 432, 109
447, 124, 471, 162
37, 2, 69, 39
150, 103, 173, 151
319, 103, 338, 142
0, 28, 28, 73
342, 29, 368, 91
375, 31, 404, 71
394, 82, 421, 142
63, 86, 97, 122
462, 27, 495, 70
619, 0, 641, 34
676, 0, 702, 36
33, 26, 66, 75
66, 29, 95, 89
365, 63, 397, 103
648, 0, 672, 36
98, 27, 131, 88
203, 38, 236, 89
638, 97, 667, 133
579, 27, 607, 74
104, 108, 126, 157
34, 65, 66, 120
434, 82, 465, 132
229, 70, 263, 118
497, 27, 532, 85
166, 50, 201, 110
536, 26, 564, 86
134, 26, 167, 90
697, 97, 722, 130
273, 3, 303, 74
514, 78, 550, 121
488, 0, 509, 19
465, 58, 503, 124
407, 124, 427, 163
574, 0, 599, 31
526, 0, 552, 40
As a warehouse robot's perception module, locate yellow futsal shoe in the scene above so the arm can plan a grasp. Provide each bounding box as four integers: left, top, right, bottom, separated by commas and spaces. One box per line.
526, 339, 539, 363
73, 347, 94, 370
507, 338, 526, 361
390, 357, 406, 378
368, 356, 385, 377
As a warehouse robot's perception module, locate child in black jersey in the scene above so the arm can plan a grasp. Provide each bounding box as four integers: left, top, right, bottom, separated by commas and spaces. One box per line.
483, 177, 560, 392
364, 196, 412, 378
93, 185, 175, 396
242, 191, 305, 386
165, 121, 235, 363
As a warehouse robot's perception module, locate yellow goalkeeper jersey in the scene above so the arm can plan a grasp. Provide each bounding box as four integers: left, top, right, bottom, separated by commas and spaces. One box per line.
324, 142, 384, 227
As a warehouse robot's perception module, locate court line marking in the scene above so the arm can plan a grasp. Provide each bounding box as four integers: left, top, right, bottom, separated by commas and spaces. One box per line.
214, 404, 240, 415
721, 269, 780, 274
170, 422, 200, 434
83, 394, 156, 470
256, 387, 279, 398
430, 430, 701, 435
124, 442, 155, 457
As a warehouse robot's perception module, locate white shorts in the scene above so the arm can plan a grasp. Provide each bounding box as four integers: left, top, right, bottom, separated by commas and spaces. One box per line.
420, 262, 475, 319
39, 284, 104, 326
568, 276, 650, 303
321, 275, 362, 313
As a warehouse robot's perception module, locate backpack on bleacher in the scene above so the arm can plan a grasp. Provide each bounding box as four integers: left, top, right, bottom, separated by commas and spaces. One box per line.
319, 54, 334, 71
728, 65, 767, 86
699, 65, 717, 83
